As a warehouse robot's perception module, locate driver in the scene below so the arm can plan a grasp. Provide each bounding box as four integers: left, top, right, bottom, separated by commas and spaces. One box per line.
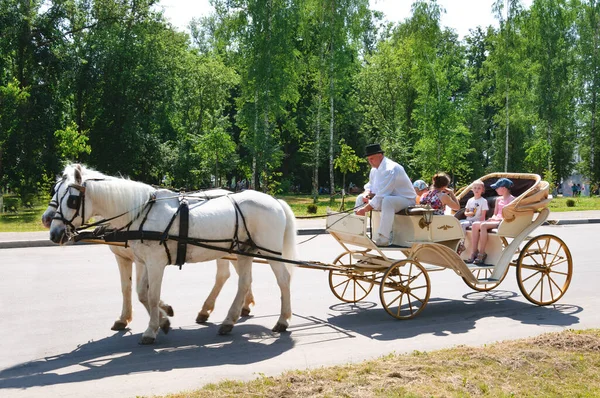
355, 144, 416, 246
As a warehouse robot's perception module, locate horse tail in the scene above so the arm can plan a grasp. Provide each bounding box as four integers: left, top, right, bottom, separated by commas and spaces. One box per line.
278, 199, 298, 265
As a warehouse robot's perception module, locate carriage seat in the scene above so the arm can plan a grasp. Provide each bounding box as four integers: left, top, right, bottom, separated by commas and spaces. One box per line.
396, 205, 432, 216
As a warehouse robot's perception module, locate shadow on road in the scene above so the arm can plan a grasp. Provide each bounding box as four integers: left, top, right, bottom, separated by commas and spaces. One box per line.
319, 291, 582, 340
0, 320, 294, 390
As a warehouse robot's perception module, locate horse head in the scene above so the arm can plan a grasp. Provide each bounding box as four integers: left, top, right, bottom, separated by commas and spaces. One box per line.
48, 164, 94, 244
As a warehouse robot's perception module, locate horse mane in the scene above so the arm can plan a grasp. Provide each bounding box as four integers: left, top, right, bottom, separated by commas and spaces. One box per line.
63, 163, 156, 226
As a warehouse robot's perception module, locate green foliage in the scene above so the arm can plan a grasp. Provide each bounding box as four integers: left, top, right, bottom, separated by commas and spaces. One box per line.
0, 0, 597, 199
306, 203, 318, 214
54, 122, 91, 161
566, 198, 576, 207
334, 139, 365, 175
543, 163, 558, 194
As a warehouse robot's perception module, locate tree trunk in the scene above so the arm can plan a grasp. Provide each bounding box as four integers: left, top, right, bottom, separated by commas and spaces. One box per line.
591, 13, 599, 182
505, 80, 509, 172
328, 13, 335, 203
313, 89, 321, 203
252, 90, 258, 190
329, 76, 334, 202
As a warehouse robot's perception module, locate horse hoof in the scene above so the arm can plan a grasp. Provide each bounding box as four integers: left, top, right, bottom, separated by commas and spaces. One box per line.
218, 324, 234, 335
160, 319, 171, 334
272, 323, 288, 333
111, 320, 128, 331
164, 305, 174, 317
139, 336, 155, 345
196, 313, 209, 324
241, 308, 251, 317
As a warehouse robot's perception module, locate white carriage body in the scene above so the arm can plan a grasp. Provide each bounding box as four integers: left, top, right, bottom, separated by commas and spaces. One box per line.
327, 173, 558, 289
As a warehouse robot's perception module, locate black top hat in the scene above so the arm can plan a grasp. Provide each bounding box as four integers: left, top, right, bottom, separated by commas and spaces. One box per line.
365, 143, 384, 157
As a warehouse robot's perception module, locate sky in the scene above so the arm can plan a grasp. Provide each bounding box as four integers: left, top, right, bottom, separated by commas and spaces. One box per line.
158, 0, 534, 40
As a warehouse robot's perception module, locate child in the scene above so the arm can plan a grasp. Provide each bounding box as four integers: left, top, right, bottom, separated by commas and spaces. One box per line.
458, 180, 488, 254
413, 179, 429, 203
466, 178, 515, 264
460, 180, 489, 232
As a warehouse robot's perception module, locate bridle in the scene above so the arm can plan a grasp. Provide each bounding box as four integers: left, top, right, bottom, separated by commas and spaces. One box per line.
49, 176, 154, 240
51, 178, 88, 236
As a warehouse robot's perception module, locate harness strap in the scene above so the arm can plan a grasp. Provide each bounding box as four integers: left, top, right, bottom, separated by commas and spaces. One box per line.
101, 231, 282, 257
175, 198, 189, 267
78, 192, 283, 263
227, 196, 279, 254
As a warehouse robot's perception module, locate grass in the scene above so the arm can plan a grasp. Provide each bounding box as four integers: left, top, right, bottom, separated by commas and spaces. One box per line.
150, 329, 600, 398
0, 205, 48, 232
277, 194, 359, 217
548, 195, 600, 212
3, 194, 600, 233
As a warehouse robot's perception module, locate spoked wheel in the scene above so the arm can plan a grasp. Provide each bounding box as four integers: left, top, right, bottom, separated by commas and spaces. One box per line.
379, 259, 431, 319
328, 251, 376, 303
462, 265, 509, 292
516, 234, 573, 305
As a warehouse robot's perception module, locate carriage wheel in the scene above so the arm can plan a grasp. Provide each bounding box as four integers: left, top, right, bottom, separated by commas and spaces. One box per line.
462, 265, 509, 292
328, 251, 375, 303
516, 234, 573, 306
379, 259, 431, 320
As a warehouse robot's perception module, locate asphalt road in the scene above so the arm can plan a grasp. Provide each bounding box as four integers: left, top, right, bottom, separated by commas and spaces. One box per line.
1, 223, 599, 398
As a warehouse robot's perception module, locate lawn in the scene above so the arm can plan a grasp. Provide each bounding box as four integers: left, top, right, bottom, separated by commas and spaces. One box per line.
155, 329, 600, 398
2, 194, 599, 233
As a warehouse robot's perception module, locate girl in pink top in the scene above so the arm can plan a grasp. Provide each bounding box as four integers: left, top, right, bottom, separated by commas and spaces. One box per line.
466, 178, 516, 264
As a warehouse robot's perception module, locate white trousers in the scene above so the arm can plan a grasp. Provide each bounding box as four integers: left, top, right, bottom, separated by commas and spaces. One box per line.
356, 194, 415, 239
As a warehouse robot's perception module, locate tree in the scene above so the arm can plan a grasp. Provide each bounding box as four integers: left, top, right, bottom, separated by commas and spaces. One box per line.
334, 138, 365, 208
525, 0, 577, 180
575, 0, 600, 185
54, 122, 92, 162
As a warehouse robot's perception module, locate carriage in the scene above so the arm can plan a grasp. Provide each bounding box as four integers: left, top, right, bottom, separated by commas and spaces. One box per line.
322, 172, 572, 319
46, 165, 572, 344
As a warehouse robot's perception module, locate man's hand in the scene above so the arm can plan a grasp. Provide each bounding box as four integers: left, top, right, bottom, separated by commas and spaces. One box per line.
355, 203, 373, 216
361, 190, 372, 203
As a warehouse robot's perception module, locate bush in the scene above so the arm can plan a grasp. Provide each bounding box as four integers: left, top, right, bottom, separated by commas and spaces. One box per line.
3, 195, 20, 210
307, 204, 318, 214
566, 199, 576, 207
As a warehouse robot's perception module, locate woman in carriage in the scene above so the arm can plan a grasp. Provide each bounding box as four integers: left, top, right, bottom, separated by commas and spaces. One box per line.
419, 172, 461, 215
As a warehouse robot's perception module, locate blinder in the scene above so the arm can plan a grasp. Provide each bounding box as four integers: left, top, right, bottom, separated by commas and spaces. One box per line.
67, 194, 81, 210
65, 183, 85, 211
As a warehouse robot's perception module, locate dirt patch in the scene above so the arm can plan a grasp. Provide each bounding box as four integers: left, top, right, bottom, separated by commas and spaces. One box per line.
527, 330, 600, 351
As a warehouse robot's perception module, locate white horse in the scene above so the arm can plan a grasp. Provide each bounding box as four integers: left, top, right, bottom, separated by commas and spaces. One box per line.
48, 164, 296, 344
42, 170, 258, 331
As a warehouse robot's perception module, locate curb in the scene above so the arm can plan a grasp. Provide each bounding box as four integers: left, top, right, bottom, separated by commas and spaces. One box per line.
0, 228, 330, 249
1, 219, 597, 249
543, 218, 600, 226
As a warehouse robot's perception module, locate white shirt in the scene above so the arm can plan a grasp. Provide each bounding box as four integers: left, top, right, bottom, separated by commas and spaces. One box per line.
465, 196, 489, 223
364, 157, 416, 210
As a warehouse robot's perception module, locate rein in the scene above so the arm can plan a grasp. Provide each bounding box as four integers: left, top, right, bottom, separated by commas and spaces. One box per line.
60, 185, 282, 268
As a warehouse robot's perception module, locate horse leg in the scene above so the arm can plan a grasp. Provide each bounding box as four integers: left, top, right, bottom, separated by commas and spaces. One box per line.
197, 258, 231, 323
231, 259, 255, 317
242, 288, 255, 317
135, 262, 171, 336
218, 256, 253, 335
111, 253, 133, 331
140, 261, 167, 345
268, 261, 293, 333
